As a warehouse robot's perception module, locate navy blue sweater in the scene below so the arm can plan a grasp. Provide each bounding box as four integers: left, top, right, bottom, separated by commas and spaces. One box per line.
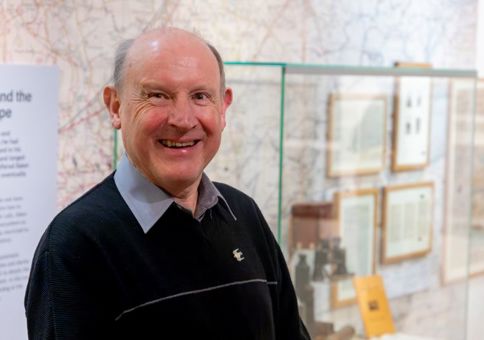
25, 174, 309, 339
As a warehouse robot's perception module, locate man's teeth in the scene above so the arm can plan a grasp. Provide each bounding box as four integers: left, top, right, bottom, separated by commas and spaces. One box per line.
161, 140, 196, 148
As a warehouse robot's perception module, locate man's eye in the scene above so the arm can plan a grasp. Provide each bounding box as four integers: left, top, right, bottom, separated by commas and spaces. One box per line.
192, 92, 211, 102
148, 92, 168, 99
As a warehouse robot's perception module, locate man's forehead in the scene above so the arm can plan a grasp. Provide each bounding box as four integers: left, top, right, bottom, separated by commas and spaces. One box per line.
116, 27, 224, 92
127, 33, 212, 70
131, 28, 209, 59
125, 33, 218, 81
139, 27, 200, 41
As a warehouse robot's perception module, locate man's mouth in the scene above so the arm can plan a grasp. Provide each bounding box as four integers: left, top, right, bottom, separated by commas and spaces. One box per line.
159, 140, 199, 148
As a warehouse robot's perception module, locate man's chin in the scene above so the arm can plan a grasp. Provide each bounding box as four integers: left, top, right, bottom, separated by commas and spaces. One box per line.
153, 172, 202, 194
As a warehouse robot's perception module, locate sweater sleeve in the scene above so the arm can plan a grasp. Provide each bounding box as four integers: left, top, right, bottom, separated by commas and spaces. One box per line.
24, 225, 115, 340
24, 250, 55, 339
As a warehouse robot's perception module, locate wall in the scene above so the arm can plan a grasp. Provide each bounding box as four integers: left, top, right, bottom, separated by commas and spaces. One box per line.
1, 0, 480, 338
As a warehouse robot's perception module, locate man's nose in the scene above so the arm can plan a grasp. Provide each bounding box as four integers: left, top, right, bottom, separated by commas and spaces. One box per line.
167, 96, 197, 130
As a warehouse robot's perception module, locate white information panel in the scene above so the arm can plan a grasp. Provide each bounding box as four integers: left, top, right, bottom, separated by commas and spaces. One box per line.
0, 65, 59, 340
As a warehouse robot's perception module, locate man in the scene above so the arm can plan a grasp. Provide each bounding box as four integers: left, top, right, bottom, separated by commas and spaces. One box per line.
25, 27, 310, 340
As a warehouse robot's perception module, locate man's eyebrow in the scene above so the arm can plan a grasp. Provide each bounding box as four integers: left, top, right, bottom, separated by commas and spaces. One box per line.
137, 83, 174, 97
190, 85, 218, 93
140, 81, 218, 93
139, 82, 168, 90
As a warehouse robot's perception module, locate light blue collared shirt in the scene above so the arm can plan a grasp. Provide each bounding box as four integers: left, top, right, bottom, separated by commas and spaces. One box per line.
114, 154, 236, 233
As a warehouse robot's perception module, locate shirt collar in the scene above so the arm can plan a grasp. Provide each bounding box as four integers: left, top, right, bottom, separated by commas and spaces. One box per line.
114, 154, 236, 233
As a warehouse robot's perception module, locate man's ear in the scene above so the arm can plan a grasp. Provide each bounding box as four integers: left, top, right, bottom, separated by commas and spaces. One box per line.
221, 87, 233, 129
103, 86, 122, 129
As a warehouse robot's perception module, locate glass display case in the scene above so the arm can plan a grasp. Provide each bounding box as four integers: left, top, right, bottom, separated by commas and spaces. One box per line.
114, 63, 480, 339
221, 63, 479, 340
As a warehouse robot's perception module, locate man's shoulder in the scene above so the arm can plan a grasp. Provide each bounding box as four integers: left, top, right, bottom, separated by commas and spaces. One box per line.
213, 181, 253, 201
212, 182, 266, 223
33, 173, 128, 257
213, 181, 258, 211
47, 173, 129, 236
60, 173, 121, 216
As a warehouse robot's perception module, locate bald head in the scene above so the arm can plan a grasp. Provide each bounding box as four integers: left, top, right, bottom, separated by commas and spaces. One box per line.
103, 27, 233, 201
112, 28, 226, 93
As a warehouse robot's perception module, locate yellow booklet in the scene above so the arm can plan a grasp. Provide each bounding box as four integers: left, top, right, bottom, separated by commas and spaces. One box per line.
353, 275, 396, 337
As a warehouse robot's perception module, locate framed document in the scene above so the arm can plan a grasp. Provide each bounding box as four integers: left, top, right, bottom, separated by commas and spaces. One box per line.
392, 64, 432, 171
444, 79, 484, 283
327, 94, 387, 177
331, 189, 378, 308
382, 182, 433, 264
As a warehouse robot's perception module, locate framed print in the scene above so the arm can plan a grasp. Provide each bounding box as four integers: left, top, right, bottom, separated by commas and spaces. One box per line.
382, 182, 433, 264
327, 94, 387, 177
444, 79, 484, 283
392, 64, 432, 171
331, 189, 378, 308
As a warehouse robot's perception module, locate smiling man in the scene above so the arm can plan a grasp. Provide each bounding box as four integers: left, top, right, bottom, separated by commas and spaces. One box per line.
25, 28, 309, 340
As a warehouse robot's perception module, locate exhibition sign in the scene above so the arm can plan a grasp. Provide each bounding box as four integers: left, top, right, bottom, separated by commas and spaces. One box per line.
0, 65, 59, 340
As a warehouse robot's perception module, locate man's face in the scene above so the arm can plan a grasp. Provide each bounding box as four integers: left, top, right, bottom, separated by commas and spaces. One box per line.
106, 31, 232, 195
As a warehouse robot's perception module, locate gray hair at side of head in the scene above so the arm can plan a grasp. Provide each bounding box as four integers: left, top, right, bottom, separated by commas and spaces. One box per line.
206, 42, 227, 92
112, 35, 227, 92
113, 38, 135, 91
